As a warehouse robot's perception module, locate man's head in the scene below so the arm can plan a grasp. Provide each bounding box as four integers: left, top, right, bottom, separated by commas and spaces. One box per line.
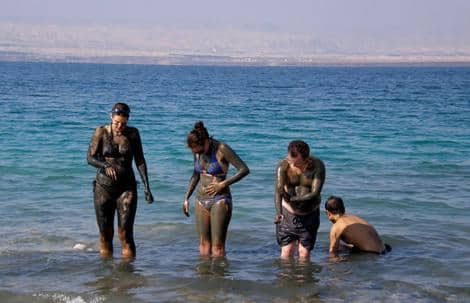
325, 196, 345, 222
287, 140, 310, 168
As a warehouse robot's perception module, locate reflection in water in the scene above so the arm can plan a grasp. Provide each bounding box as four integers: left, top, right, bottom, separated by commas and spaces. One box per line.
273, 258, 324, 302
85, 259, 147, 300
276, 258, 322, 285
194, 257, 232, 278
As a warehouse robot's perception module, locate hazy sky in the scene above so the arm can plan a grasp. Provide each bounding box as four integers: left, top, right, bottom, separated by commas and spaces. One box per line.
2, 0, 470, 36
1, 0, 469, 59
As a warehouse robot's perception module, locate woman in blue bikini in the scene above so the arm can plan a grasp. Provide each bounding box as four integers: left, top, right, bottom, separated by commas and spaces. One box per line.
183, 121, 250, 257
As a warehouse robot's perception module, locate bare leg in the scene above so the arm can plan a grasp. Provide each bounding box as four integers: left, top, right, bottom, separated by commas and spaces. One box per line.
298, 243, 311, 261
195, 202, 211, 257
99, 228, 113, 258
94, 182, 115, 258
281, 242, 297, 259
210, 200, 232, 258
117, 190, 137, 259
118, 228, 135, 259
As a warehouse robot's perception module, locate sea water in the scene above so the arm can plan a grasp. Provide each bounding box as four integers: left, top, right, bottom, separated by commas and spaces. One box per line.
0, 62, 469, 302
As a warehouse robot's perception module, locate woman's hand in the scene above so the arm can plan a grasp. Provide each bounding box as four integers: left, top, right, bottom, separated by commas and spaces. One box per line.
145, 188, 154, 203
205, 179, 226, 196
104, 165, 117, 181
183, 199, 190, 217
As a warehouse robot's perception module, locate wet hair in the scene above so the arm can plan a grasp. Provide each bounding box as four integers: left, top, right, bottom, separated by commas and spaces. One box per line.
111, 103, 130, 117
187, 121, 210, 148
325, 196, 346, 215
288, 140, 310, 159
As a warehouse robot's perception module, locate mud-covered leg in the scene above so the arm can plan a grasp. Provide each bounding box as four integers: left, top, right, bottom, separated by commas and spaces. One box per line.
117, 190, 137, 259
93, 182, 115, 258
195, 202, 211, 257
210, 200, 232, 258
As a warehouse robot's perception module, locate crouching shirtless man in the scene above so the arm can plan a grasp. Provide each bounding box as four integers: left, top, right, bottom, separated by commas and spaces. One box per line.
325, 196, 391, 255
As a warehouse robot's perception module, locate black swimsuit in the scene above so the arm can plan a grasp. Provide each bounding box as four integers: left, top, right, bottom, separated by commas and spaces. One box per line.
95, 127, 135, 192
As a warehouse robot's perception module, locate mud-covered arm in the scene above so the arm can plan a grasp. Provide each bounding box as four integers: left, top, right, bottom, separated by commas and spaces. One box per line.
87, 127, 107, 169
183, 168, 200, 217
132, 128, 151, 192
290, 160, 326, 205
219, 143, 250, 187
184, 170, 200, 201
274, 161, 288, 217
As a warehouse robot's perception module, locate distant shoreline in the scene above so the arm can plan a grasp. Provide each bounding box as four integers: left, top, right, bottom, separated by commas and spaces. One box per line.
1, 52, 470, 67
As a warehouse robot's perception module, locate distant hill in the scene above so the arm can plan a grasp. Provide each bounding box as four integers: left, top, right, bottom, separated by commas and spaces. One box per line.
1, 21, 469, 66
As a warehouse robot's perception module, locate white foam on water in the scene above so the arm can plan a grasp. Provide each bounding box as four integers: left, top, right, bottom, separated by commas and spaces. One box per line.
72, 243, 95, 252
72, 243, 87, 251
34, 292, 105, 303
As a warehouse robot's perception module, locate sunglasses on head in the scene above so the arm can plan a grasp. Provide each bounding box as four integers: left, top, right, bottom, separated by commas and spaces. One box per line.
111, 108, 130, 115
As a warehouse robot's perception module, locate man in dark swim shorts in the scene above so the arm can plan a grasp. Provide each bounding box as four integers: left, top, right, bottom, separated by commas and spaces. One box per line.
276, 206, 320, 252
274, 140, 326, 261
87, 103, 154, 259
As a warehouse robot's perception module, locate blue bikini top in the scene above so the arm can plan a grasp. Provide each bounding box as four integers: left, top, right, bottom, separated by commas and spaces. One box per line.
194, 144, 226, 177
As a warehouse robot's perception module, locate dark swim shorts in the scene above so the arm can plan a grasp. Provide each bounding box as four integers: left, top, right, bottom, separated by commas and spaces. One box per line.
276, 207, 320, 251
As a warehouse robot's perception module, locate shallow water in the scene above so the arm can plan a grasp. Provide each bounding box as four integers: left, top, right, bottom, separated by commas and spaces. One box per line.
1, 62, 469, 302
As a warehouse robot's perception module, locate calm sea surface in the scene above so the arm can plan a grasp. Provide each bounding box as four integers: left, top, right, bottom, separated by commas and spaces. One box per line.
0, 62, 469, 302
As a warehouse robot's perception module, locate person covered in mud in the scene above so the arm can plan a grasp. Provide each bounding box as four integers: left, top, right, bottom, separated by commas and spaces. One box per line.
274, 140, 325, 261
183, 121, 249, 258
87, 103, 154, 259
325, 196, 391, 255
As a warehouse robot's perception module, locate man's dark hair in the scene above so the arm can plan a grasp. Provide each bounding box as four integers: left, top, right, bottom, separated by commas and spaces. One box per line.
288, 140, 310, 159
325, 196, 345, 215
111, 103, 130, 117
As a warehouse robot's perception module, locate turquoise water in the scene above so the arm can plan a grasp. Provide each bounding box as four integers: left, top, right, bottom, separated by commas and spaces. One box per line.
1, 62, 469, 302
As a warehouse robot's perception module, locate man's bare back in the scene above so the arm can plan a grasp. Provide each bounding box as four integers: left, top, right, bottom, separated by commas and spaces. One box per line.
330, 214, 385, 253
325, 196, 390, 255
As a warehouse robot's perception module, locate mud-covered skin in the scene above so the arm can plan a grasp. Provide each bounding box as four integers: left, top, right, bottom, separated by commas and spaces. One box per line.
183, 139, 249, 257
275, 156, 326, 217
93, 181, 137, 257
274, 155, 325, 260
195, 196, 232, 257
87, 124, 153, 258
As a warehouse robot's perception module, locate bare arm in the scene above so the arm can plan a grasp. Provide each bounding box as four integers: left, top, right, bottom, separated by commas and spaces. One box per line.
290, 159, 325, 205
132, 128, 153, 203
219, 143, 250, 187
87, 127, 107, 169
204, 142, 249, 196
184, 170, 200, 201
274, 161, 288, 219
329, 225, 341, 255
183, 162, 201, 217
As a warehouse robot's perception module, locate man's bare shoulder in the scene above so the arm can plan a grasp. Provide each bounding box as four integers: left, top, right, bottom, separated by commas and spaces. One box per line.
330, 220, 345, 235
93, 126, 107, 136
308, 156, 325, 170
338, 214, 371, 227
277, 159, 289, 170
